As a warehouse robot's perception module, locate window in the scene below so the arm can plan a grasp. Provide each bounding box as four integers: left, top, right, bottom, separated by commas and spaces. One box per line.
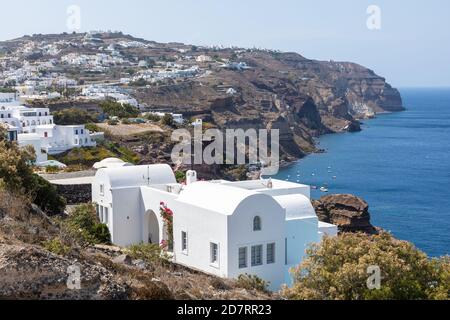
99, 206, 104, 223
253, 216, 261, 231
44, 132, 48, 138
210, 242, 219, 266
81, 129, 84, 134
267, 243, 275, 264
100, 184, 104, 196
239, 247, 247, 269
181, 231, 188, 254
104, 207, 109, 224
74, 139, 78, 145
251, 245, 263, 266
75, 129, 78, 135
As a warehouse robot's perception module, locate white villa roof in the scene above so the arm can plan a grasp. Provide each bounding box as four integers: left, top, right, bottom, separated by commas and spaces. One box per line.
93, 157, 133, 170
99, 164, 176, 189
176, 181, 270, 216
273, 194, 316, 219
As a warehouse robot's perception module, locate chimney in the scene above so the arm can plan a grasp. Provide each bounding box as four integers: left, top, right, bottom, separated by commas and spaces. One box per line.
186, 170, 197, 185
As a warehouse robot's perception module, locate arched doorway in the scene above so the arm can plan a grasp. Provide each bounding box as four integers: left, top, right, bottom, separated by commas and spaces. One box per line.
147, 210, 160, 245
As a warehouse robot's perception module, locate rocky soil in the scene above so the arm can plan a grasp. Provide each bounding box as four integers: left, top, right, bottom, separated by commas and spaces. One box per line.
0, 190, 273, 300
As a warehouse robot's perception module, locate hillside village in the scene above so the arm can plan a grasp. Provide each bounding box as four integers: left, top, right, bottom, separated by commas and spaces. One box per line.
0, 31, 404, 176
1, 32, 446, 301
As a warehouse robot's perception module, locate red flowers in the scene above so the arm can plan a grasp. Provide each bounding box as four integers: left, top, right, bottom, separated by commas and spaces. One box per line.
160, 239, 168, 249
159, 201, 174, 250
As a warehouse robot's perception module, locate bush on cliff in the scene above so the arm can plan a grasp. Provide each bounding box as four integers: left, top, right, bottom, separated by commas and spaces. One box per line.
100, 100, 139, 119
0, 126, 66, 215
63, 204, 111, 245
53, 108, 99, 125
283, 232, 449, 300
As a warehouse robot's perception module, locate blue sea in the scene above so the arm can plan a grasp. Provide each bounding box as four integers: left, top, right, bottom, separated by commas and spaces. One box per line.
275, 88, 450, 257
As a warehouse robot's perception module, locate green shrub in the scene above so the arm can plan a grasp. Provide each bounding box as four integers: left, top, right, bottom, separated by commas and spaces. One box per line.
53, 108, 99, 125
85, 123, 101, 132
175, 171, 186, 183
128, 243, 169, 265
0, 127, 66, 215
29, 175, 66, 216
146, 114, 161, 122
100, 100, 140, 118
64, 204, 111, 245
236, 274, 269, 293
42, 238, 71, 256
54, 142, 139, 168
284, 232, 450, 300
161, 113, 175, 127
45, 166, 60, 174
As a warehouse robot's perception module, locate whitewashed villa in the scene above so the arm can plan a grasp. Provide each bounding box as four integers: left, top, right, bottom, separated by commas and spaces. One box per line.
0, 104, 101, 166
92, 164, 337, 290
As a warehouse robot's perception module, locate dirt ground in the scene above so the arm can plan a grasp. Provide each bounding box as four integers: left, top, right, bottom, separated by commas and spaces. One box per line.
97, 123, 165, 136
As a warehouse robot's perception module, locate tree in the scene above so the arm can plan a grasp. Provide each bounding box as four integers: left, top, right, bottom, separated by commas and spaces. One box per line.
283, 232, 449, 300
53, 108, 99, 125
63, 203, 111, 245
100, 100, 140, 119
0, 126, 66, 215
161, 113, 175, 127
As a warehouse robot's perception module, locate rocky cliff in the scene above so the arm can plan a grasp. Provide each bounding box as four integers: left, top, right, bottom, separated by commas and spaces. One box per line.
133, 46, 403, 160
313, 194, 378, 234
0, 32, 404, 162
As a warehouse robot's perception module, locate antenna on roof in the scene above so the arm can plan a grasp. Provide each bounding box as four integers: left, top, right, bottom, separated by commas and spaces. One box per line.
143, 165, 151, 186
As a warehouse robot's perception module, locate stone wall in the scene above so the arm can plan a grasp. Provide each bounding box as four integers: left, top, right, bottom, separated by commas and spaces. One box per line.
54, 184, 92, 205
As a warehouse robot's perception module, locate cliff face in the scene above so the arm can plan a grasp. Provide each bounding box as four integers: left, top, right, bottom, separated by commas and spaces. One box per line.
1, 33, 404, 161
312, 194, 378, 235
135, 50, 403, 160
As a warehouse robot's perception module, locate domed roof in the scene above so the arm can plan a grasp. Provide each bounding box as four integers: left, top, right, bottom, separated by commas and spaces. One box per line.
93, 158, 132, 169
273, 194, 316, 219
98, 164, 176, 188
176, 181, 278, 215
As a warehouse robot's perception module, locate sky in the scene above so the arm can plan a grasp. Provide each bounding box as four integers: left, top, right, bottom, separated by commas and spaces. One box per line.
1, 0, 449, 87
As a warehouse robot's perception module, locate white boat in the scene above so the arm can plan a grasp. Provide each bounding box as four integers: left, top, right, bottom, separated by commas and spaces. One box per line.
320, 187, 329, 193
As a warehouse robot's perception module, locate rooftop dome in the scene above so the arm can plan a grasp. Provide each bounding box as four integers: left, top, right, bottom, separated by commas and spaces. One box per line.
93, 157, 132, 170
273, 194, 316, 219
98, 164, 176, 188
176, 181, 278, 215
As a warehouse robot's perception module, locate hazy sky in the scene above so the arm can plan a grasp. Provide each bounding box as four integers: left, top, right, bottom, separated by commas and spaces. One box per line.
1, 0, 449, 87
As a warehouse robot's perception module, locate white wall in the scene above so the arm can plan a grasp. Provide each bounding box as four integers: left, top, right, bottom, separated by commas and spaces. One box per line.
284, 216, 320, 286
227, 194, 285, 291
171, 200, 229, 278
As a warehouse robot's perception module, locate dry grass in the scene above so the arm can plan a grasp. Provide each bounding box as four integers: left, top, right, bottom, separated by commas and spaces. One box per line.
97, 123, 164, 136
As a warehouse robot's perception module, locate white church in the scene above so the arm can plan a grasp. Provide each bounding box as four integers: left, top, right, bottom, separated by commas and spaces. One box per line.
92, 164, 337, 290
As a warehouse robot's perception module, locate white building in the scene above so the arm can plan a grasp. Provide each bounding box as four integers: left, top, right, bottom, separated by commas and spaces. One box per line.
196, 55, 213, 63
92, 165, 337, 290
146, 112, 184, 124
0, 104, 99, 163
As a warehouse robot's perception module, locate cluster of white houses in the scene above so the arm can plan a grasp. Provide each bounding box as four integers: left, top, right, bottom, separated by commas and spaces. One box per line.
92, 164, 338, 290
0, 94, 101, 166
